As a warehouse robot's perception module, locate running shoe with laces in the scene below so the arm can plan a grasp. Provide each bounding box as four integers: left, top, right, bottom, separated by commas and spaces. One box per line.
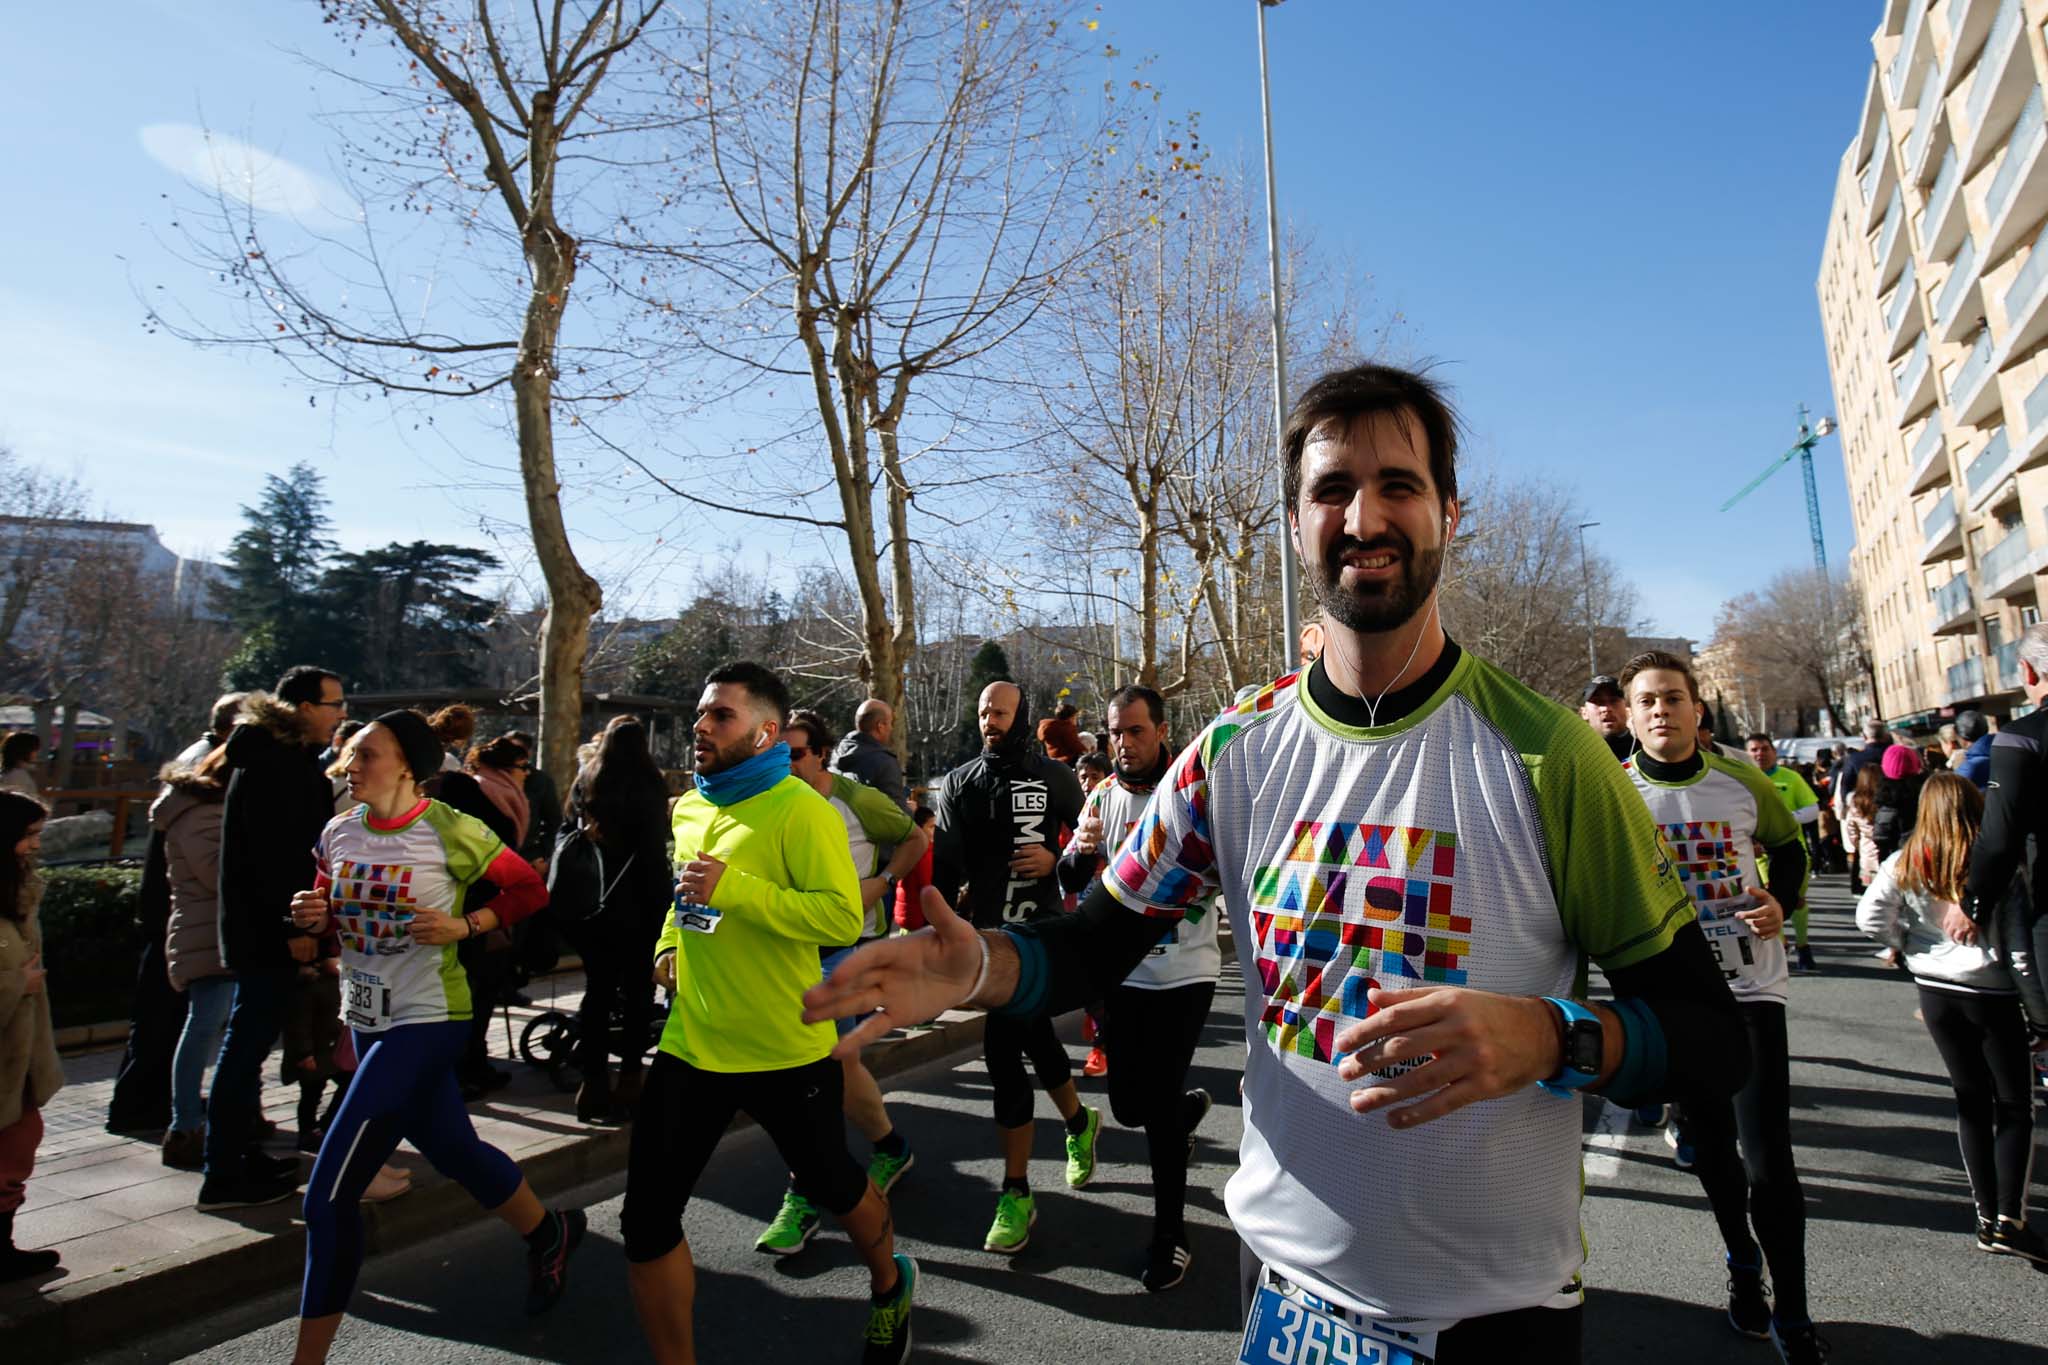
861, 1253, 917, 1364
1725, 1255, 1771, 1338
1769, 1318, 1831, 1364
1183, 1088, 1213, 1161
1665, 1120, 1695, 1170
983, 1188, 1036, 1254
1632, 1103, 1668, 1128
1082, 1046, 1109, 1077
1983, 1217, 2048, 1267
1141, 1233, 1193, 1292
1065, 1105, 1102, 1187
867, 1143, 916, 1195
756, 1190, 822, 1255
524, 1208, 586, 1316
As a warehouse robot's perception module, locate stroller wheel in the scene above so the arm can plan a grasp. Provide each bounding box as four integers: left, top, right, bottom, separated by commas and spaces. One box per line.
520, 1010, 576, 1068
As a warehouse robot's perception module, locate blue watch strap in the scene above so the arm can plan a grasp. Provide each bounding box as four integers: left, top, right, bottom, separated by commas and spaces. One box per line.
1536, 995, 1600, 1098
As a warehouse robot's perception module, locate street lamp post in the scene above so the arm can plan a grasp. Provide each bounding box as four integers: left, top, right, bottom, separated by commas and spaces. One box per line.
1256, 0, 1302, 659
1576, 521, 1600, 678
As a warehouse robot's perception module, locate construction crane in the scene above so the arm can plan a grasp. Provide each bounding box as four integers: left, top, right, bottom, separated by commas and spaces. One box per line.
1719, 404, 1838, 574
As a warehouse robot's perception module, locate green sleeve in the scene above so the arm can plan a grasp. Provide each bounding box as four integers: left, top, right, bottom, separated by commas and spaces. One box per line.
1784, 770, 1820, 810
1464, 660, 1692, 970
714, 795, 865, 945
839, 776, 915, 846
1724, 757, 1802, 847
424, 802, 506, 887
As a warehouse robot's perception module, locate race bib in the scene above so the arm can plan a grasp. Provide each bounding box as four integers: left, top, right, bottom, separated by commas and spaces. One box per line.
344, 966, 393, 1032
1239, 1286, 1435, 1365
673, 898, 723, 935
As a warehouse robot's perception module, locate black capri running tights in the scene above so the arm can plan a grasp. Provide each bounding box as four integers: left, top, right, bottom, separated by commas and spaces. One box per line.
984, 1010, 1073, 1129
1919, 985, 2036, 1223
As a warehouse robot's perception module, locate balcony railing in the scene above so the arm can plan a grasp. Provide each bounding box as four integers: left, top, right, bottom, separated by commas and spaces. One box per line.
1949, 654, 1988, 698
1913, 415, 1947, 468
1887, 259, 1919, 334
1924, 488, 1960, 542
1864, 117, 1892, 201
1931, 571, 1974, 622
1937, 236, 1978, 326
1969, 0, 2025, 133
1986, 87, 2044, 225
1898, 332, 1931, 399
1907, 67, 1944, 171
1981, 521, 2033, 583
2005, 220, 2048, 319
1995, 639, 2022, 686
2027, 373, 2048, 433
1968, 429, 2013, 492
1893, 0, 1930, 100
1878, 187, 1906, 265
1927, 143, 1960, 223
1950, 329, 1994, 407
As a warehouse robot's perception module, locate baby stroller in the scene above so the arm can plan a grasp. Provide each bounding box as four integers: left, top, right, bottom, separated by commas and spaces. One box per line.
519, 991, 671, 1094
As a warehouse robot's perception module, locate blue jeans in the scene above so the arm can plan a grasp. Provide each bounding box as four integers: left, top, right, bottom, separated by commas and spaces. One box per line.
170, 975, 235, 1135
203, 966, 293, 1178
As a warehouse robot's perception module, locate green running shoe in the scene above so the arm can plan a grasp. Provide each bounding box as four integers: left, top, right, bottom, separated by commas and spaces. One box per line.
867, 1142, 916, 1195
861, 1253, 917, 1364
1065, 1104, 1102, 1188
983, 1188, 1037, 1254
755, 1190, 820, 1256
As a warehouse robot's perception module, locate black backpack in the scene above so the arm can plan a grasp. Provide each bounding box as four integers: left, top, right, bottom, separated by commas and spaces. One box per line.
547, 817, 636, 925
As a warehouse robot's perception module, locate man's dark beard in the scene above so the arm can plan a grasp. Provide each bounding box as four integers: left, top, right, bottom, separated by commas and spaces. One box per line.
697, 734, 758, 775
1310, 531, 1444, 634
1114, 746, 1167, 784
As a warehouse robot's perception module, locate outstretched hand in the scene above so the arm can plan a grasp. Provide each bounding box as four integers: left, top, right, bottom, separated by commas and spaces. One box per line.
803, 886, 985, 1056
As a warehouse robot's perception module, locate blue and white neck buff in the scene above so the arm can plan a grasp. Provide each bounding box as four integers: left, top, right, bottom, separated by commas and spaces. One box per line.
693, 742, 792, 807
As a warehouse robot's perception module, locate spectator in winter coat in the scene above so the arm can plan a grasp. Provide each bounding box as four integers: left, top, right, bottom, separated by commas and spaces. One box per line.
892, 807, 938, 932
0, 792, 61, 1280
1954, 710, 1994, 790
1873, 744, 1927, 866
1036, 705, 1085, 765
831, 700, 908, 810
1843, 764, 1882, 889
152, 752, 232, 1171
173, 693, 248, 767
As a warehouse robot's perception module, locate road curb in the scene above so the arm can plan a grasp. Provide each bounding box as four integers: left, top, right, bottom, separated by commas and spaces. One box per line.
5, 1007, 991, 1362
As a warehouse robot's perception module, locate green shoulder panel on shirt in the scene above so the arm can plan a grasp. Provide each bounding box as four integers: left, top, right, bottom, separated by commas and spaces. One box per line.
421, 801, 506, 886
1768, 766, 1820, 811
830, 772, 914, 845
1456, 656, 1692, 970
1708, 753, 1802, 847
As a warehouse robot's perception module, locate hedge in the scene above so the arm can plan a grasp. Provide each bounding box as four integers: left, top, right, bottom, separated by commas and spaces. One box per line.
39, 864, 147, 1030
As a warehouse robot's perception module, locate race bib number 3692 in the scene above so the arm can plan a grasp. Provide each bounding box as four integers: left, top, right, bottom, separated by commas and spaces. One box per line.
1238, 1287, 1431, 1365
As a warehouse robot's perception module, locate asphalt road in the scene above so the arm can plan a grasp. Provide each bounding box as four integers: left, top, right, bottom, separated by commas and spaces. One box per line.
80, 875, 2048, 1363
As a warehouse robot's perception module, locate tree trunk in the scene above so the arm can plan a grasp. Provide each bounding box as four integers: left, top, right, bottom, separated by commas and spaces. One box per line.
518, 222, 603, 788
876, 422, 919, 765
53, 692, 79, 790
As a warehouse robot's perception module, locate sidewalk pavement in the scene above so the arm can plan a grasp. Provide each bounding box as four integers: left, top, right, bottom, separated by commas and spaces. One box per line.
2, 965, 991, 1362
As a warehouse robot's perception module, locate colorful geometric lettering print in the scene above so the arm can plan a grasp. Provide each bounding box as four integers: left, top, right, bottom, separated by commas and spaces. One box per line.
1247, 822, 1467, 1064
332, 857, 419, 956
1658, 820, 1745, 918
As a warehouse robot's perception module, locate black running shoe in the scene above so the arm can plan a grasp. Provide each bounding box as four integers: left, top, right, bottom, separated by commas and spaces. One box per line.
1770, 1319, 1831, 1364
1985, 1218, 2048, 1268
1726, 1257, 1771, 1339
245, 1150, 300, 1183
196, 1170, 300, 1212
1142, 1233, 1193, 1292
525, 1209, 587, 1315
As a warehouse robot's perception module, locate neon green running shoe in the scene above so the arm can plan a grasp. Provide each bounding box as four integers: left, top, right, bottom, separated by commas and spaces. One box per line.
1065, 1104, 1102, 1188
982, 1188, 1036, 1254
866, 1142, 916, 1195
755, 1190, 820, 1256
861, 1253, 917, 1364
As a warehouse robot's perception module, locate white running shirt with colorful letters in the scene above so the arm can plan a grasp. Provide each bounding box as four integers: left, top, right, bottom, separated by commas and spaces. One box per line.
1099, 654, 1691, 1328
1622, 751, 1798, 1005
314, 800, 507, 1032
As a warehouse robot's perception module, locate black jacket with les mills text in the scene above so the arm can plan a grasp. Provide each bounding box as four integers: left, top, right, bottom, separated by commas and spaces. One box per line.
932, 689, 1085, 930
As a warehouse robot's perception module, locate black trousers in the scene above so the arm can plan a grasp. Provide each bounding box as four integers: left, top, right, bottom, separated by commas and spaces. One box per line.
567, 910, 660, 1080
1683, 1001, 1807, 1323
106, 935, 187, 1133
984, 1010, 1074, 1129
1919, 986, 2036, 1223
1105, 980, 1214, 1238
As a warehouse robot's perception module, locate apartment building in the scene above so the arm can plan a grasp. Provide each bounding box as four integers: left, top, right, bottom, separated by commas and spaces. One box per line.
1821, 0, 2048, 729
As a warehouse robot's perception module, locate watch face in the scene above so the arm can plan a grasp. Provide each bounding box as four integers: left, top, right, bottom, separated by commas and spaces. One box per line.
1566, 1020, 1603, 1076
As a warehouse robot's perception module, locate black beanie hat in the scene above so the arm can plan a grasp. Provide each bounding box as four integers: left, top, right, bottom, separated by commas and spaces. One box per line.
373, 709, 445, 785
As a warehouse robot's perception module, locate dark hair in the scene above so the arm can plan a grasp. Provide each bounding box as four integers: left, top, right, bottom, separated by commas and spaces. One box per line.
1280, 363, 1462, 513
1, 732, 39, 770
0, 791, 45, 923
580, 717, 667, 841
1077, 752, 1111, 776
1052, 702, 1079, 721
209, 692, 248, 736
1618, 650, 1701, 705
1956, 709, 1988, 743
1744, 732, 1772, 747
912, 804, 936, 826
468, 735, 527, 771
426, 703, 477, 746
1106, 684, 1167, 727
505, 729, 537, 752
1852, 761, 1881, 820
705, 660, 791, 724
275, 665, 341, 706
784, 708, 838, 757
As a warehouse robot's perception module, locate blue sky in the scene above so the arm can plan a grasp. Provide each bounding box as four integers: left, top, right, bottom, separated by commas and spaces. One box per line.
1, 0, 1879, 641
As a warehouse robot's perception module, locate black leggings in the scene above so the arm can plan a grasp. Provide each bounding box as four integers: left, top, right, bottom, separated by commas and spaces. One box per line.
1682, 1001, 1807, 1323
1919, 986, 2037, 1223
984, 1011, 1074, 1129
568, 913, 659, 1080
1106, 981, 1214, 1237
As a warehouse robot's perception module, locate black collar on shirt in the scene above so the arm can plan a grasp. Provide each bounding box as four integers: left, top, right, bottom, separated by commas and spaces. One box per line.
1634, 746, 1703, 783
1306, 636, 1463, 730
1111, 748, 1173, 794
